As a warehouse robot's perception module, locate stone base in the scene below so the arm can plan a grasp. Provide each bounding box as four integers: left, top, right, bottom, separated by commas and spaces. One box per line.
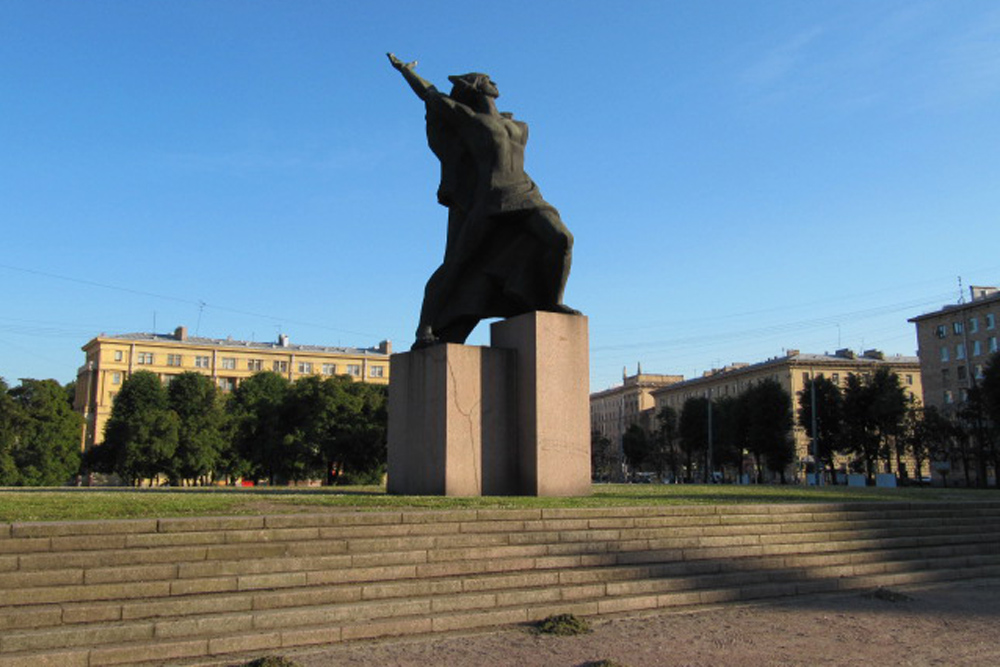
492, 312, 591, 496
387, 312, 590, 497
387, 344, 517, 496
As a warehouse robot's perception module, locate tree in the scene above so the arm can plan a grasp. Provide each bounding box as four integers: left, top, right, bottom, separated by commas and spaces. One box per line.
842, 368, 908, 481
284, 376, 388, 485
679, 397, 709, 482
591, 430, 616, 482
711, 395, 746, 482
744, 380, 795, 483
167, 372, 225, 485
5, 379, 83, 486
101, 371, 178, 485
797, 376, 843, 481
0, 379, 19, 485
227, 371, 292, 485
906, 404, 954, 484
621, 423, 650, 474
649, 407, 680, 483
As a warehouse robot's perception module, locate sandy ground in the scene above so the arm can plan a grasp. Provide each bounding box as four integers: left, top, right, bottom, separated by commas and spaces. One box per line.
257, 579, 1000, 667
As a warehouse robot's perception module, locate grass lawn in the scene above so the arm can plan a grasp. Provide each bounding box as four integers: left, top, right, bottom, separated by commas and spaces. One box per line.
0, 484, 996, 523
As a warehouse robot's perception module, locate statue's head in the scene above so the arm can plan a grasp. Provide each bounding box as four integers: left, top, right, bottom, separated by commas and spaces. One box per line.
448, 73, 499, 102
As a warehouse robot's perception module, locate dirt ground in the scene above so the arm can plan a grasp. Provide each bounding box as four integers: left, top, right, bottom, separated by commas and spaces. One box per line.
267, 578, 1000, 667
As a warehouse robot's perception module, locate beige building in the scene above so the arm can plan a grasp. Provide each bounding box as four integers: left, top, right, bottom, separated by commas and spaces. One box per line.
909, 285, 1000, 414
75, 326, 391, 451
590, 368, 684, 447
649, 349, 923, 477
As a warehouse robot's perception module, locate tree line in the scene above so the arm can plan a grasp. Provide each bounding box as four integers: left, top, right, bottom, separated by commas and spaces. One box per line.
595, 353, 1000, 486
0, 370, 388, 487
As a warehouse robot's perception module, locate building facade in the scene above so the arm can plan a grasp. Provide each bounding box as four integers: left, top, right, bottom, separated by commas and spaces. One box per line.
74, 326, 391, 451
909, 286, 1000, 414
649, 349, 923, 478
590, 369, 684, 447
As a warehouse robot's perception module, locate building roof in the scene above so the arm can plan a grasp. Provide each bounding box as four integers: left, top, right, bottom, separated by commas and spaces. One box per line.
909, 287, 1000, 323
650, 350, 919, 395
85, 330, 389, 357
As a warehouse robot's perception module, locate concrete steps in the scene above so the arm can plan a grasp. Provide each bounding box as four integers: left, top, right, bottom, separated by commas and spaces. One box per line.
1, 502, 999, 666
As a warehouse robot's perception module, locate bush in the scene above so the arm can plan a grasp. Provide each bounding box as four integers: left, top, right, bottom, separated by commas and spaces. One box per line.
533, 613, 591, 636
242, 656, 301, 667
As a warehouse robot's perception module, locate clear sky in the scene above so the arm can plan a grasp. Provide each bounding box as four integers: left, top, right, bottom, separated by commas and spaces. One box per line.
2, 1, 998, 392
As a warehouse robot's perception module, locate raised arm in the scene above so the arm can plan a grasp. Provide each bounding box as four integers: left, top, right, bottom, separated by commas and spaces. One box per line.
387, 53, 438, 101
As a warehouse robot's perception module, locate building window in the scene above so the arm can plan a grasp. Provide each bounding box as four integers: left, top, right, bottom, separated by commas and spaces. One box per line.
940, 347, 950, 362
969, 317, 979, 333
960, 388, 969, 403
956, 344, 966, 360
987, 313, 996, 330
112, 372, 122, 385
953, 321, 964, 335
944, 390, 953, 404
905, 374, 913, 385
248, 359, 263, 372
990, 336, 998, 354
941, 368, 950, 383
322, 363, 337, 375
217, 378, 235, 392
346, 364, 361, 377
167, 354, 182, 367
975, 365, 985, 380
298, 362, 313, 374
114, 350, 124, 362
831, 373, 840, 384
369, 365, 385, 378
957, 366, 967, 381
973, 340, 982, 357
137, 352, 154, 365
195, 356, 211, 369
273, 360, 288, 372
221, 357, 236, 370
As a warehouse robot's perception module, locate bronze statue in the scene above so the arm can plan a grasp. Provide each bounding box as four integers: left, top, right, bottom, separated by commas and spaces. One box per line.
388, 54, 578, 349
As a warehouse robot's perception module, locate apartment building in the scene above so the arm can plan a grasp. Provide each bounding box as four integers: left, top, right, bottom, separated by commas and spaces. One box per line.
590, 368, 684, 447
649, 349, 923, 476
909, 285, 1000, 413
75, 325, 391, 450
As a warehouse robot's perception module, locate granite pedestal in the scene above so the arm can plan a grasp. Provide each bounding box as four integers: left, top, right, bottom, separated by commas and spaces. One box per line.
387, 312, 590, 496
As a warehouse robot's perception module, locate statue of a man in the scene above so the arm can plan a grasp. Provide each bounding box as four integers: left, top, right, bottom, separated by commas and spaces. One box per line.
388, 54, 578, 349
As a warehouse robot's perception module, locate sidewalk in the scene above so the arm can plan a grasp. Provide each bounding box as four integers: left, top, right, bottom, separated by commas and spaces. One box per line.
265, 578, 1000, 667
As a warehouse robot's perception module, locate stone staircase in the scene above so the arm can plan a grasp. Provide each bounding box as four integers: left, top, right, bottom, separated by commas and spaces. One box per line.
2, 501, 1000, 666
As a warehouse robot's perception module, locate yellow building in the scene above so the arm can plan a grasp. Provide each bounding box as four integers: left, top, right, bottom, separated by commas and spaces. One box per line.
649, 349, 923, 479
590, 368, 684, 447
75, 325, 391, 450
909, 285, 1000, 414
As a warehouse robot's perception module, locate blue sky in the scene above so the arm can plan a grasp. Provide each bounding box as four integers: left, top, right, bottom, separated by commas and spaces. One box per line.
2, 1, 998, 392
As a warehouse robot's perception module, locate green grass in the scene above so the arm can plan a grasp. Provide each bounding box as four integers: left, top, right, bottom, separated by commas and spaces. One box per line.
0, 484, 995, 523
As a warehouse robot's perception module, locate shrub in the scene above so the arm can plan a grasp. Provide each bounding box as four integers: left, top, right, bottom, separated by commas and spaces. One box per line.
533, 613, 591, 636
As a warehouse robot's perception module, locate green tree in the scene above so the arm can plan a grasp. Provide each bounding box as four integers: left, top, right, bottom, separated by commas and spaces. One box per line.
744, 380, 795, 483
101, 371, 178, 485
621, 423, 650, 474
711, 395, 746, 483
0, 379, 19, 484
841, 368, 909, 481
679, 396, 709, 482
167, 372, 225, 485
798, 376, 844, 481
591, 430, 616, 482
284, 376, 388, 485
227, 371, 292, 485
5, 379, 83, 486
649, 407, 680, 483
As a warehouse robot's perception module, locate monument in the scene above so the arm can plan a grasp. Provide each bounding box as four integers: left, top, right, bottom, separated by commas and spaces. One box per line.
386, 54, 590, 496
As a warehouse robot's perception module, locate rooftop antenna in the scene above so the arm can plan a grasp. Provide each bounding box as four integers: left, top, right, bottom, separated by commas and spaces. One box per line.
195, 300, 206, 336
958, 276, 965, 304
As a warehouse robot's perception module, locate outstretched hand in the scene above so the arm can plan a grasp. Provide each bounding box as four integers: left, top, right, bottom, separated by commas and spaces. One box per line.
386, 53, 417, 72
